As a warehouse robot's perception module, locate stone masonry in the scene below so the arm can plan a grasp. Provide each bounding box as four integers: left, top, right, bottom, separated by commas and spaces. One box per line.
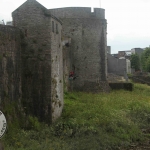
0, 0, 109, 123
50, 7, 108, 91
0, 25, 22, 108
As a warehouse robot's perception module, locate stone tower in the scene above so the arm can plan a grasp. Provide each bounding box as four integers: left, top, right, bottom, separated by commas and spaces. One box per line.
12, 0, 63, 123
50, 7, 108, 92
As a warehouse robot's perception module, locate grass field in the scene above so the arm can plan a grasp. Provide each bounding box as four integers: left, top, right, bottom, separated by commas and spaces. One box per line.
2, 83, 150, 150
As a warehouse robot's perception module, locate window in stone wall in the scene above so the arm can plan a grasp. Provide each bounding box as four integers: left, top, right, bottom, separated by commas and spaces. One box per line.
56, 23, 58, 34
52, 21, 54, 32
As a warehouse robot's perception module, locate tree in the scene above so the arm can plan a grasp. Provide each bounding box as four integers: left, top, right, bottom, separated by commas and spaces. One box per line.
145, 56, 150, 72
130, 53, 140, 71
141, 47, 150, 72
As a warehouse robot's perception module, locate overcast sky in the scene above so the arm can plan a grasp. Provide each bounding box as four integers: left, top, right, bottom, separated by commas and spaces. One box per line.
0, 0, 150, 53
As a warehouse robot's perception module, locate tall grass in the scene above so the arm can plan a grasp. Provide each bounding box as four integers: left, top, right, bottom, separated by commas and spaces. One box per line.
2, 83, 150, 150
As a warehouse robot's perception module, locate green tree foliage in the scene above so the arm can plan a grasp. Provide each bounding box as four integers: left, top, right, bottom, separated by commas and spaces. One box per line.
141, 47, 150, 71
130, 53, 140, 71
145, 56, 150, 72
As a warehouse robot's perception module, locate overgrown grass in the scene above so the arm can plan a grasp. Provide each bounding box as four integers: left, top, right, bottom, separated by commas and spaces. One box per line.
2, 83, 150, 150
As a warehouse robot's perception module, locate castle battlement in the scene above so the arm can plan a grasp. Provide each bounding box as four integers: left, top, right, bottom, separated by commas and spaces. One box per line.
49, 7, 105, 19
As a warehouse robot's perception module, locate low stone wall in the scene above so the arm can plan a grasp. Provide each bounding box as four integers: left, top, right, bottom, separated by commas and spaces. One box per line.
72, 81, 110, 93
109, 83, 133, 91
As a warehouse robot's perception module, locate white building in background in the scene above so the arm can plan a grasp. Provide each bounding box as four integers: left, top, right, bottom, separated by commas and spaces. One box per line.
126, 59, 131, 74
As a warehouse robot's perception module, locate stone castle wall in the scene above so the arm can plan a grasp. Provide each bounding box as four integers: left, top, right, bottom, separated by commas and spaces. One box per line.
62, 37, 72, 91
49, 8, 107, 92
12, 0, 47, 27
107, 53, 128, 76
12, 0, 63, 123
49, 7, 105, 19
0, 25, 22, 108
0, 0, 109, 124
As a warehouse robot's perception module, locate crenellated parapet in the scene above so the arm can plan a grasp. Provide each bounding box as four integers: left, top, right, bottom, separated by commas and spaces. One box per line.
49, 7, 105, 19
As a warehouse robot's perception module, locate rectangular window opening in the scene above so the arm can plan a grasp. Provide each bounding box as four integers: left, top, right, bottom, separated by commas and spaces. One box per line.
56, 23, 58, 34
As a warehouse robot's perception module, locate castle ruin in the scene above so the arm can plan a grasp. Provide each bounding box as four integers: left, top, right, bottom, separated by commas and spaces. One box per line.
0, 0, 109, 123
